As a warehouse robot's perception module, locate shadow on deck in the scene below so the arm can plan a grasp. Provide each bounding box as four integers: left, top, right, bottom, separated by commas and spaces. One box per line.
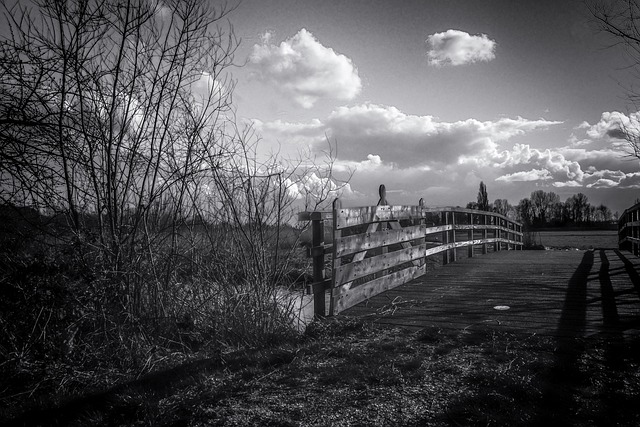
343, 248, 640, 340
343, 248, 640, 425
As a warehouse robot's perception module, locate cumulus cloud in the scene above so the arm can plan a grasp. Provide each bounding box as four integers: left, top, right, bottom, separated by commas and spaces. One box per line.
323, 103, 560, 166
190, 72, 228, 105
495, 169, 552, 182
254, 104, 640, 207
285, 172, 353, 201
426, 29, 496, 67
249, 28, 362, 108
582, 111, 638, 141
493, 144, 584, 182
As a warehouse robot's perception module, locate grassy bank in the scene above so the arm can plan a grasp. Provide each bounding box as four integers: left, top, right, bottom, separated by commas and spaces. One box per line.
3, 318, 639, 426
525, 229, 618, 250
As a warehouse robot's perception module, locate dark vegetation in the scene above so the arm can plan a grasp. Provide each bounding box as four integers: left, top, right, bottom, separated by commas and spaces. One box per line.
467, 183, 615, 230
0, 0, 345, 422
2, 317, 639, 426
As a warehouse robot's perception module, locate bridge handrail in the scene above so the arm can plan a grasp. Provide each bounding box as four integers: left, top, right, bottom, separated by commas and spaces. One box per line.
298, 185, 523, 317
618, 202, 640, 256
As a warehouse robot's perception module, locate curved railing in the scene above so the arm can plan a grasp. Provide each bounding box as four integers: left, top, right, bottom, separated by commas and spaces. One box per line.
618, 201, 640, 256
298, 186, 523, 316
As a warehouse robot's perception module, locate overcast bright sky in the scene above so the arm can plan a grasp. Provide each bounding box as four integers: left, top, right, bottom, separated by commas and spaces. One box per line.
229, 0, 638, 213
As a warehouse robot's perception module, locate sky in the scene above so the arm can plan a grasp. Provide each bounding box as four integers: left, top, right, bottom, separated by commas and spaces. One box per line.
4, 0, 639, 214
221, 0, 640, 214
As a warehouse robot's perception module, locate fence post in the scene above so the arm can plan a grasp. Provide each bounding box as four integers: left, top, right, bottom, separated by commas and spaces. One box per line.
442, 211, 449, 265
451, 211, 457, 262
419, 198, 426, 264
494, 215, 500, 252
468, 212, 474, 258
311, 215, 325, 318
631, 210, 640, 256
330, 198, 342, 315
482, 214, 488, 254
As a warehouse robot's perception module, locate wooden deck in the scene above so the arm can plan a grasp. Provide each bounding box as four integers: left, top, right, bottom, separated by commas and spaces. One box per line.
343, 248, 640, 339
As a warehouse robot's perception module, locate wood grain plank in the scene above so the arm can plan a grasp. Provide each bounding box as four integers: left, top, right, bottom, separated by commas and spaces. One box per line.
335, 263, 426, 314
341, 249, 640, 340
335, 243, 426, 285
334, 224, 425, 257
335, 205, 423, 229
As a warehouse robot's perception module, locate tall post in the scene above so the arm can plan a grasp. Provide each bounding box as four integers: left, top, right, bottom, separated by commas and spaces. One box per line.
450, 211, 457, 262
330, 198, 342, 316
442, 211, 449, 265
311, 216, 325, 318
419, 198, 426, 266
494, 215, 500, 252
378, 185, 389, 279
482, 213, 488, 254
468, 212, 474, 258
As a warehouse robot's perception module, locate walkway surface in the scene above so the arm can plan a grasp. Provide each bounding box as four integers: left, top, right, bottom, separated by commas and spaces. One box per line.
343, 248, 640, 339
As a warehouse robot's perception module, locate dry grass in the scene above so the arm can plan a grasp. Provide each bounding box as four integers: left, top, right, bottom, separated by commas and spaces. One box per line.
3, 317, 639, 426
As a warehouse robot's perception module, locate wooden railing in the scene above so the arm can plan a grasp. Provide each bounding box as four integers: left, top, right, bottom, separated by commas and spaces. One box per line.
298, 185, 524, 317
618, 201, 640, 256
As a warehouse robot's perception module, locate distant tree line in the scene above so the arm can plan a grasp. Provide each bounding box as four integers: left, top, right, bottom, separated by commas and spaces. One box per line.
466, 183, 615, 228
516, 190, 614, 227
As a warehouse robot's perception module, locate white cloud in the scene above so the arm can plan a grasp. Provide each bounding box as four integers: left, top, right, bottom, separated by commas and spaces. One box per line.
191, 72, 228, 104
254, 105, 640, 208
493, 144, 584, 182
496, 169, 552, 182
553, 181, 583, 188
323, 103, 560, 166
253, 118, 324, 138
285, 172, 353, 201
583, 111, 635, 141
249, 28, 362, 108
426, 29, 496, 67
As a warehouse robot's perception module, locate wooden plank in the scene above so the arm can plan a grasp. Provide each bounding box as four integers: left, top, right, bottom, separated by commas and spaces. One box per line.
387, 220, 423, 267
334, 205, 423, 229
330, 198, 342, 315
335, 243, 426, 285
442, 211, 450, 265
342, 249, 640, 340
468, 213, 474, 258
298, 211, 331, 221
306, 279, 331, 295
333, 221, 381, 295
424, 224, 453, 234
451, 212, 457, 262
421, 206, 514, 223
334, 224, 425, 257
424, 238, 521, 257
311, 218, 326, 317
451, 223, 523, 236
307, 244, 333, 257
334, 263, 426, 314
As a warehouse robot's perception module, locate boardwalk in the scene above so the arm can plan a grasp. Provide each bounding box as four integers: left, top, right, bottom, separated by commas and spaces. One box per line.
344, 248, 640, 339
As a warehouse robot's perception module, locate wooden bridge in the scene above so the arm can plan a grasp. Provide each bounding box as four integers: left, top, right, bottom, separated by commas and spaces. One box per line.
298, 186, 640, 340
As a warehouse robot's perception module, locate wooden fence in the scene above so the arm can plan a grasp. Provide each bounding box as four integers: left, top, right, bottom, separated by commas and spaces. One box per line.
298, 185, 524, 317
619, 201, 640, 256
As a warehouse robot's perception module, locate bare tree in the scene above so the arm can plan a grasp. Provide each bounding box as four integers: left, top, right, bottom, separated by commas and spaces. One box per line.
0, 0, 345, 349
529, 190, 560, 225
590, 0, 640, 160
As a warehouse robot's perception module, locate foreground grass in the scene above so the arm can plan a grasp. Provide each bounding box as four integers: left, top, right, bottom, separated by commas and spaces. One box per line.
2, 317, 640, 426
